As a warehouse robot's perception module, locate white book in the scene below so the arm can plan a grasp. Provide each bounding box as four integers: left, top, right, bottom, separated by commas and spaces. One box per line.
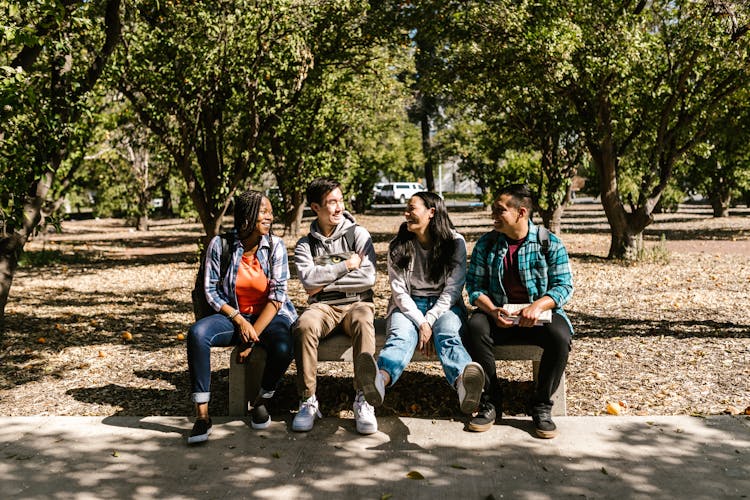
501, 303, 552, 325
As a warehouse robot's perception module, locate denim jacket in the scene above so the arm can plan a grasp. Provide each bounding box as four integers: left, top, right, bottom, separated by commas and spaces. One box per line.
203, 231, 298, 324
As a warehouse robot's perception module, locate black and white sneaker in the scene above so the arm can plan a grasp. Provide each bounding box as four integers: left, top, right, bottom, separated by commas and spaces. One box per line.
251, 404, 271, 429
250, 389, 274, 430
468, 394, 497, 432
457, 362, 485, 414
187, 417, 212, 444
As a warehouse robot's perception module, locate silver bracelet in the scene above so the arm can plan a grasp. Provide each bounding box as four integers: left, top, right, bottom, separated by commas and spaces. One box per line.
227, 309, 240, 320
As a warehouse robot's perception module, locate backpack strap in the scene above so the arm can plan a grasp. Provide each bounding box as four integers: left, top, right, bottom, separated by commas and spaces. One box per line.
536, 226, 550, 255
485, 226, 549, 255
309, 224, 358, 257
343, 224, 357, 252
217, 233, 233, 286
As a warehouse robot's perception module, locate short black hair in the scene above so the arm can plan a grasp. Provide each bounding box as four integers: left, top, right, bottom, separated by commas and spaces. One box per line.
306, 177, 341, 206
496, 183, 533, 211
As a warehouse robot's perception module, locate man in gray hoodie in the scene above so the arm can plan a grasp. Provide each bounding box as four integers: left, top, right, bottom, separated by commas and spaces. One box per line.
292, 177, 378, 434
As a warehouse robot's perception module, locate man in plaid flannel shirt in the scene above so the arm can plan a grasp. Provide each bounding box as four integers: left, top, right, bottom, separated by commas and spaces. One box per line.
463, 184, 573, 438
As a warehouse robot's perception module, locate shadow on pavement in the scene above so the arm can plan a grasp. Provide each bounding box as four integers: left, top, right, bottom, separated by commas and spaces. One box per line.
1, 415, 747, 498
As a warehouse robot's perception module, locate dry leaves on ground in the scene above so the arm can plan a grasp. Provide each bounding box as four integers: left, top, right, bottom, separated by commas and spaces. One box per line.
0, 200, 748, 420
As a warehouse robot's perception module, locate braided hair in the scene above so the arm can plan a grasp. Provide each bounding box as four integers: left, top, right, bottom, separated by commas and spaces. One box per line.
234, 189, 274, 280
389, 191, 457, 283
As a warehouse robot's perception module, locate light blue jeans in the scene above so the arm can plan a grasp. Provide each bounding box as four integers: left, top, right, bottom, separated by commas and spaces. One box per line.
378, 296, 471, 387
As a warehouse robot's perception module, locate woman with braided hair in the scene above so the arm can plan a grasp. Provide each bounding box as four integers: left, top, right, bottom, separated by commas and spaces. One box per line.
186, 190, 297, 443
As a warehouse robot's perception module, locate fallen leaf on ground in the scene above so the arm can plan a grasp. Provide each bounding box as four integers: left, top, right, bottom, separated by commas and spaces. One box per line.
606, 401, 622, 415
406, 471, 424, 480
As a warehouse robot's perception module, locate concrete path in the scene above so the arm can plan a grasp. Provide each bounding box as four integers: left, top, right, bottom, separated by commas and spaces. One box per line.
1, 415, 748, 499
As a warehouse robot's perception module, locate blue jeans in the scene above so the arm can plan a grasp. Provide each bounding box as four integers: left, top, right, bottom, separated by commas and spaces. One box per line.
378, 297, 471, 387
187, 313, 294, 403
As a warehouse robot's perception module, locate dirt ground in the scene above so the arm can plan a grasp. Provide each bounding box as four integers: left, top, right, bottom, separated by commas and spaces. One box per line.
1, 199, 748, 420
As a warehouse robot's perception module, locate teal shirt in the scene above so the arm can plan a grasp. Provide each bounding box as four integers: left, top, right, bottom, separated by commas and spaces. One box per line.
466, 221, 574, 333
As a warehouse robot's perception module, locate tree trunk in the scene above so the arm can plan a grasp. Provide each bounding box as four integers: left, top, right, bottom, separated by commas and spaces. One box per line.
540, 204, 566, 234
710, 192, 731, 217
135, 189, 150, 231
0, 173, 51, 333
284, 195, 306, 237
0, 234, 24, 336
420, 109, 435, 192
608, 226, 643, 261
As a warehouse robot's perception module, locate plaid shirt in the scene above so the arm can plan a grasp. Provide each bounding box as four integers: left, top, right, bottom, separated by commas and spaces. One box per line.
203, 231, 298, 324
466, 221, 573, 332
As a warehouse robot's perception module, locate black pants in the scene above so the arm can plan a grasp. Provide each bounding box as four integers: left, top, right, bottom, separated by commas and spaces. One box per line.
462, 310, 572, 406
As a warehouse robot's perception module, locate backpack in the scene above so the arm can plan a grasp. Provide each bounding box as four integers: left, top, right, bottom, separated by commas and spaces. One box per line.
191, 233, 234, 321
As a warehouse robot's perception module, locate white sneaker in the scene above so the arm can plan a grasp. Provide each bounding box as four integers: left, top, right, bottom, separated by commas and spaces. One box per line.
457, 362, 485, 414
355, 352, 385, 407
353, 391, 378, 435
292, 395, 322, 432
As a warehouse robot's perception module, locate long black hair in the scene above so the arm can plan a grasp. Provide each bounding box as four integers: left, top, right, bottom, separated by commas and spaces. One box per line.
389, 191, 457, 283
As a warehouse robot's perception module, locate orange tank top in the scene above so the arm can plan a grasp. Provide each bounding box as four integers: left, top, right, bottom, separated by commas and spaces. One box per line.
235, 252, 269, 315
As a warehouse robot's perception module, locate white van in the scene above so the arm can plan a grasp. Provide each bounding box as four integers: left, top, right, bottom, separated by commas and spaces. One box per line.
379, 182, 426, 203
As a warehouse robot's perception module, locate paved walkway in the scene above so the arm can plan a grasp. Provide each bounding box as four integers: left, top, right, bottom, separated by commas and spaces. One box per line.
1, 415, 748, 499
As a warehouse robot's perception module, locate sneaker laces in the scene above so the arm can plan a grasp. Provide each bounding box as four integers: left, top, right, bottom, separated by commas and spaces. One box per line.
354, 393, 374, 417
299, 396, 320, 416
533, 403, 552, 422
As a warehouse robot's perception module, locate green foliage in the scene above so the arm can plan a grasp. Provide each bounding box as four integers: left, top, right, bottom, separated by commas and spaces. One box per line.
677, 88, 750, 211
117, 0, 389, 234
1, 0, 119, 231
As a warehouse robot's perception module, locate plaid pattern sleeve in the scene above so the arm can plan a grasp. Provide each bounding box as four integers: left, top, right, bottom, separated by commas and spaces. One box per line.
518, 225, 573, 308
259, 235, 298, 322
467, 232, 504, 306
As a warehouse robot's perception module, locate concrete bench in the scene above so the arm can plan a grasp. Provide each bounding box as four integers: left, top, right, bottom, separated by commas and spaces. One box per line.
228, 319, 567, 417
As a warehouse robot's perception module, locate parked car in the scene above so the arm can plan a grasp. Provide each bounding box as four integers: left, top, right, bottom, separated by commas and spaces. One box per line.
372, 183, 386, 203
379, 182, 426, 203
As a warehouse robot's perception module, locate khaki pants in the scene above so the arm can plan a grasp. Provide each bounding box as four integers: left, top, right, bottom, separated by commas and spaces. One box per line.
293, 301, 376, 399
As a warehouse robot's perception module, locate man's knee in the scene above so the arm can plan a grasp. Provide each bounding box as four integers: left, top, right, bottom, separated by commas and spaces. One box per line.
348, 302, 375, 323
294, 311, 325, 342
545, 317, 572, 352
465, 312, 491, 341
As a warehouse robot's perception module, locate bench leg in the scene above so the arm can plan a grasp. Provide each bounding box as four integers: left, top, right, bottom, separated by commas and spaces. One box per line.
228, 346, 266, 417
531, 360, 567, 417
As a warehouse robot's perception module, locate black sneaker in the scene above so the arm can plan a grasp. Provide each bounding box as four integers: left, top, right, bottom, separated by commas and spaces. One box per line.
531, 403, 557, 439
187, 417, 212, 444
251, 403, 271, 430
468, 395, 496, 432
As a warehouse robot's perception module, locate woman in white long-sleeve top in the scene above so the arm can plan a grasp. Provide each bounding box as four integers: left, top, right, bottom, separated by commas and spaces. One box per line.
355, 192, 484, 418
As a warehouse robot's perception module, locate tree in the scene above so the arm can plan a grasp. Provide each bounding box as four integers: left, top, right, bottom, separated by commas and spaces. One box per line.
446, 0, 749, 256
680, 89, 750, 216
264, 47, 422, 232
564, 0, 750, 257
0, 0, 121, 328
117, 0, 380, 240
80, 94, 171, 230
